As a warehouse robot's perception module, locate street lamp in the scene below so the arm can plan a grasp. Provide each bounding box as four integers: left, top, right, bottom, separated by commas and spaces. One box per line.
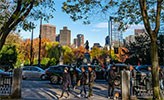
109, 16, 113, 59
38, 17, 42, 67
30, 28, 34, 65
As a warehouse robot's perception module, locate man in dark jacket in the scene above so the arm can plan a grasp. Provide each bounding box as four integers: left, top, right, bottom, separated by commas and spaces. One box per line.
59, 67, 71, 99
88, 65, 96, 97
78, 66, 87, 98
108, 65, 116, 99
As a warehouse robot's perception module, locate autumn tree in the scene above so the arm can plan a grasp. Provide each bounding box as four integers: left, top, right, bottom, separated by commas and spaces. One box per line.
0, 0, 55, 50
62, 0, 164, 99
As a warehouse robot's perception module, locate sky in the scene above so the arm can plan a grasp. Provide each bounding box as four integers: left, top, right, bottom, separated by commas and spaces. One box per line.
19, 0, 144, 47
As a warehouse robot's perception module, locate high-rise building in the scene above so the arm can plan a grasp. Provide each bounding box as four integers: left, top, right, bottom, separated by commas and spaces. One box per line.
60, 26, 71, 46
56, 34, 60, 42
105, 36, 110, 46
41, 24, 56, 41
134, 29, 146, 36
73, 38, 77, 48
77, 34, 84, 47
125, 35, 135, 44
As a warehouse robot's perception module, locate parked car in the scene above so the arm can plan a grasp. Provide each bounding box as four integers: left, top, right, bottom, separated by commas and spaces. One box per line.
104, 63, 129, 81
45, 65, 80, 84
79, 65, 106, 80
22, 66, 46, 80
0, 69, 11, 77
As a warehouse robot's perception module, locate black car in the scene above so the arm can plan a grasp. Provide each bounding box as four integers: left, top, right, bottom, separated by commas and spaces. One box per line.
79, 65, 106, 80
45, 65, 80, 84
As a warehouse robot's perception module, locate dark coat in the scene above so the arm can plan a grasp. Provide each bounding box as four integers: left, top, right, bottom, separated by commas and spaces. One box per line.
62, 72, 71, 89
108, 68, 116, 85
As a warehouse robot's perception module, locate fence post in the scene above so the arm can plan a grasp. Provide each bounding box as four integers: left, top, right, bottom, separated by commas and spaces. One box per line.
121, 70, 130, 100
11, 68, 22, 99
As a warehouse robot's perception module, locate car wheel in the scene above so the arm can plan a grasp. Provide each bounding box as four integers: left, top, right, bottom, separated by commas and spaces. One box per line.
41, 74, 46, 80
50, 75, 58, 84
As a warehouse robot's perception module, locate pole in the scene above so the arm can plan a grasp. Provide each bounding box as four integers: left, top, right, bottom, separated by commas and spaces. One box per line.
38, 17, 42, 67
30, 28, 33, 65
110, 16, 113, 59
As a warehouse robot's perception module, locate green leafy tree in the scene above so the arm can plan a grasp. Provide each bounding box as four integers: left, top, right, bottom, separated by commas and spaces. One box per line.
46, 42, 60, 65
63, 46, 75, 64
62, 0, 164, 99
0, 0, 55, 50
0, 45, 17, 68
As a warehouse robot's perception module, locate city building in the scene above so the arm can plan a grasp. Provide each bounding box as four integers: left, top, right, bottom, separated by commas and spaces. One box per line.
105, 35, 110, 46
134, 29, 146, 36
92, 43, 102, 49
73, 38, 77, 48
41, 24, 56, 41
56, 34, 60, 42
60, 26, 71, 46
77, 34, 84, 47
125, 35, 135, 44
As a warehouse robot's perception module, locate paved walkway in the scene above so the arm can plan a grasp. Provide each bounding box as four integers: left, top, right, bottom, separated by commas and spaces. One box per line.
22, 80, 108, 100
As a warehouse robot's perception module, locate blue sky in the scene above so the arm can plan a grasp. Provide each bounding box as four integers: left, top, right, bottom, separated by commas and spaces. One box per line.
20, 0, 144, 47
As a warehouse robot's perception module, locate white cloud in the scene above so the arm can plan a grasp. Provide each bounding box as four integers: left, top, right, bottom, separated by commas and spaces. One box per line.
94, 22, 108, 28
91, 29, 101, 32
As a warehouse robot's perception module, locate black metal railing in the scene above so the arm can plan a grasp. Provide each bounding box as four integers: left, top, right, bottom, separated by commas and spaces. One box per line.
131, 72, 164, 98
0, 74, 12, 96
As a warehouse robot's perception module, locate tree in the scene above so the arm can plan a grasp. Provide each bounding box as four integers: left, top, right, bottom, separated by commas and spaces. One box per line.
62, 0, 164, 99
0, 0, 55, 50
126, 34, 151, 65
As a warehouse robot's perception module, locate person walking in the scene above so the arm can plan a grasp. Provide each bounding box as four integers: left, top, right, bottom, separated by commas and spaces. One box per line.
77, 66, 88, 98
59, 67, 71, 99
88, 65, 96, 98
107, 65, 116, 99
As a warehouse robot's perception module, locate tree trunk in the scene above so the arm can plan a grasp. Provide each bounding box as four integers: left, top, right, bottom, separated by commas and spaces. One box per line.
0, 32, 9, 51
151, 33, 162, 100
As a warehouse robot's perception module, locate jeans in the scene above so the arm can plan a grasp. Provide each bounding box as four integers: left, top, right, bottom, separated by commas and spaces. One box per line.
80, 84, 86, 95
108, 83, 114, 97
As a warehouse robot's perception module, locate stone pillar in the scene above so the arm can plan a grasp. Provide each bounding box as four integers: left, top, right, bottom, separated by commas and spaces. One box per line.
11, 68, 22, 99
121, 70, 130, 100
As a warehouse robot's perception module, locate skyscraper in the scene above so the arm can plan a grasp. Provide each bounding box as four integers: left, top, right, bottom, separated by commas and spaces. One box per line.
73, 38, 77, 48
41, 24, 56, 41
60, 26, 71, 46
77, 34, 84, 47
105, 35, 110, 46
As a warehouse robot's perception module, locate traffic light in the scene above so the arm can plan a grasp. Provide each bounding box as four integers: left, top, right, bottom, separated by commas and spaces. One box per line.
114, 47, 118, 54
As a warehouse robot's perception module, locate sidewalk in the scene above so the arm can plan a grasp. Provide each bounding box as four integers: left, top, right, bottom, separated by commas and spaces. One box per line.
22, 84, 108, 100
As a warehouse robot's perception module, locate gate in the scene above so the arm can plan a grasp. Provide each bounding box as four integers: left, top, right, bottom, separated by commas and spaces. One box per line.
131, 72, 164, 98
0, 73, 13, 96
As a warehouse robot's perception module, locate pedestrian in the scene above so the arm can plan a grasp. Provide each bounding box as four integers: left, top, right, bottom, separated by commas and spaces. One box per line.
107, 65, 116, 99
88, 65, 96, 98
77, 66, 88, 98
59, 67, 71, 99
159, 67, 164, 90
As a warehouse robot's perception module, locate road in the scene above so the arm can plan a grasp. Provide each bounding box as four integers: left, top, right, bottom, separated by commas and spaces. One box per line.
22, 79, 108, 100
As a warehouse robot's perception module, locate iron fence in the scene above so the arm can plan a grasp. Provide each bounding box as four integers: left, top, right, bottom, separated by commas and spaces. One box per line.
0, 73, 12, 96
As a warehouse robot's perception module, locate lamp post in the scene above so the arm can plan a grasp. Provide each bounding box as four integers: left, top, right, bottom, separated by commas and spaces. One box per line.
109, 16, 113, 59
38, 17, 42, 67
30, 28, 33, 65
